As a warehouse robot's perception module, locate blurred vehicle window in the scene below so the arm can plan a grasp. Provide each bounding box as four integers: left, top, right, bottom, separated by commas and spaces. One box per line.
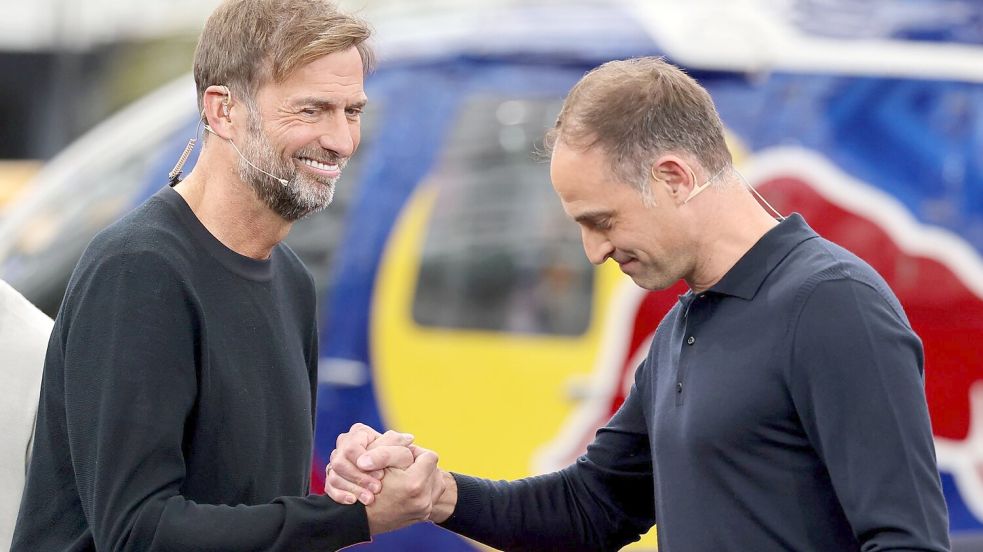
1, 142, 163, 315
413, 96, 594, 336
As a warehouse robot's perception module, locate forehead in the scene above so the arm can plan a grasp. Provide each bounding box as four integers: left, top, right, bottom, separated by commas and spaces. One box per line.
550, 140, 645, 222
261, 47, 367, 103
550, 142, 619, 200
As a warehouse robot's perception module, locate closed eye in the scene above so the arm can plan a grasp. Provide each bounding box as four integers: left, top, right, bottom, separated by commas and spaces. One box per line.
575, 214, 613, 231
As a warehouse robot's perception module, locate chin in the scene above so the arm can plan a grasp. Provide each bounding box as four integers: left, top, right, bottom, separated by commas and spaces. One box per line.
631, 271, 680, 292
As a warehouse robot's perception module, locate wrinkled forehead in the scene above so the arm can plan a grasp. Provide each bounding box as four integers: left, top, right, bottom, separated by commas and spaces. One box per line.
256, 48, 367, 101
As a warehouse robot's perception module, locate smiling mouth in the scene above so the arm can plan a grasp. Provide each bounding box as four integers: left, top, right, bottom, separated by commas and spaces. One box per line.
297, 157, 341, 174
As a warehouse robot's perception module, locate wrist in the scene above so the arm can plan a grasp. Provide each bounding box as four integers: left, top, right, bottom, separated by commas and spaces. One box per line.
429, 470, 457, 523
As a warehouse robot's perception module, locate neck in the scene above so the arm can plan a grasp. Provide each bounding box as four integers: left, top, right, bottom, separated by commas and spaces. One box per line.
685, 186, 779, 294
174, 153, 292, 260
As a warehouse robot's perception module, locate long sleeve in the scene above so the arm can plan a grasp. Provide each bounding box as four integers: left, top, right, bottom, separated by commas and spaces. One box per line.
14, 249, 368, 552
440, 378, 656, 551
789, 278, 949, 551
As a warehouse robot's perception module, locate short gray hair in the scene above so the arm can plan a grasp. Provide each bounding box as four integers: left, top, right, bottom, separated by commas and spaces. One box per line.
545, 57, 732, 193
193, 0, 374, 113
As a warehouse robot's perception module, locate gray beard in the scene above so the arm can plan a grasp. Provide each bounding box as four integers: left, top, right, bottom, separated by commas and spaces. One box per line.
235, 124, 342, 222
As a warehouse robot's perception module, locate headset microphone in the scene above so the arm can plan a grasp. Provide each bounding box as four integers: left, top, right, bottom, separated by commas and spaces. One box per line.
168, 85, 289, 186
203, 125, 289, 185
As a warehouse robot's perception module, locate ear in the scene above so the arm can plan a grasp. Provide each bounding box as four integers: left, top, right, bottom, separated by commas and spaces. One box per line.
203, 85, 234, 139
648, 154, 695, 205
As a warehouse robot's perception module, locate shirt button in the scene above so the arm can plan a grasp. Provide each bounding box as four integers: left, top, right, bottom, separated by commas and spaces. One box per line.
676, 382, 683, 393
686, 336, 696, 346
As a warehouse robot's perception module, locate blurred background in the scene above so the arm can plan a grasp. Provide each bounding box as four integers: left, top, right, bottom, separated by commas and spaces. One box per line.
1, 0, 982, 550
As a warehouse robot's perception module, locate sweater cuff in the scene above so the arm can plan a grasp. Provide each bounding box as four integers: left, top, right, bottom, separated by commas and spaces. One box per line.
278, 494, 371, 550
438, 473, 484, 534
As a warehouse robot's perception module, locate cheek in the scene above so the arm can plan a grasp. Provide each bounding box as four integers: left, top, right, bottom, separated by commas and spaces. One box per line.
620, 231, 650, 253
300, 127, 326, 146
350, 123, 361, 152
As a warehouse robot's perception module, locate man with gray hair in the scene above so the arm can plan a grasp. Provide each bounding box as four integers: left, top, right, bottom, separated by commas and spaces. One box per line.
325, 57, 950, 551
12, 1, 441, 550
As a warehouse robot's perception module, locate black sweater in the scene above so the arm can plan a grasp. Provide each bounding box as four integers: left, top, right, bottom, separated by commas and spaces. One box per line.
12, 186, 369, 551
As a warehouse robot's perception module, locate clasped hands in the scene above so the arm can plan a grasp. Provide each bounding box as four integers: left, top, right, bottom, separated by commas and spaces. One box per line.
324, 423, 456, 535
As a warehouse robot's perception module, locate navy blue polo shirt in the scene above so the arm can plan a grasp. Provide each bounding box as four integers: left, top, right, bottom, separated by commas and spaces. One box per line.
445, 214, 949, 552
641, 213, 948, 550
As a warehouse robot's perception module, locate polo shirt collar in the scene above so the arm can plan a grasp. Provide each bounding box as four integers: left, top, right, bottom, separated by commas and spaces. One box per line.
705, 213, 818, 300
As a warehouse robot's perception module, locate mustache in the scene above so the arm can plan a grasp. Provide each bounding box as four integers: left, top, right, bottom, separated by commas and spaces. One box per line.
294, 147, 348, 167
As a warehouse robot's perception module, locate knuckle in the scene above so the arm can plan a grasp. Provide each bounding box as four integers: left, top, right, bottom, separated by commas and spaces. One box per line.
325, 471, 341, 487
413, 497, 431, 516
327, 471, 353, 490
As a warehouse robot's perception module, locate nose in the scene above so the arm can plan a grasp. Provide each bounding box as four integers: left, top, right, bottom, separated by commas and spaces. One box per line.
581, 227, 614, 266
318, 112, 358, 159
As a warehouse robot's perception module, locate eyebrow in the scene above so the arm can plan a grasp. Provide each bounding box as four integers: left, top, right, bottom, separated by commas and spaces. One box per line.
573, 210, 612, 226
292, 97, 368, 110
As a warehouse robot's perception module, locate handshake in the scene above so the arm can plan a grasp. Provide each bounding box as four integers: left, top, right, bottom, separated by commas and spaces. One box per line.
324, 423, 457, 535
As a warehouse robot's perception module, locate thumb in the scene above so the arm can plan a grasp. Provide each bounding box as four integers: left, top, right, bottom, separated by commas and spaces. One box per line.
406, 448, 439, 478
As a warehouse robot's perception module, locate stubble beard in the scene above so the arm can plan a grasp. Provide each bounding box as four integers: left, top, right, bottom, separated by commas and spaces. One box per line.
631, 258, 686, 292
235, 117, 345, 222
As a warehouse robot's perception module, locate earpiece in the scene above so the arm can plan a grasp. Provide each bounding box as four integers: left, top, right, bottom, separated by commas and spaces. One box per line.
171, 84, 288, 186
220, 86, 231, 119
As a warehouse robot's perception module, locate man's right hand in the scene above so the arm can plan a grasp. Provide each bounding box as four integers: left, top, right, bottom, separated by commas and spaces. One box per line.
325, 423, 415, 505
324, 424, 447, 535
363, 444, 445, 535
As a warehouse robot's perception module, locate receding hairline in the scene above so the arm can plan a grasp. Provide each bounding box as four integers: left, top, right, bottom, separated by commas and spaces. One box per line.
542, 56, 733, 187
